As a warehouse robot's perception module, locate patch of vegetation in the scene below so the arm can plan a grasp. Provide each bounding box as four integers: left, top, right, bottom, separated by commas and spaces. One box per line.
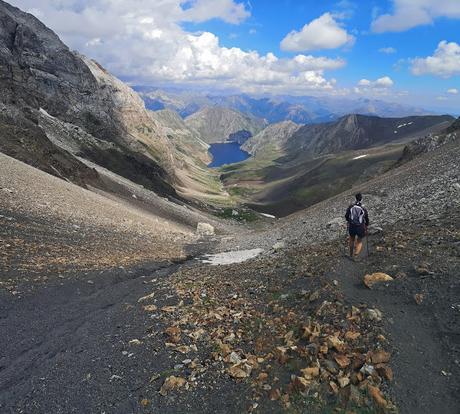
227, 186, 258, 198
215, 207, 258, 222
221, 144, 405, 217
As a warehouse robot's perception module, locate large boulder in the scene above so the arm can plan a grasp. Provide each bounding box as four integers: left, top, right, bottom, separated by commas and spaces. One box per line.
363, 272, 393, 289
272, 241, 285, 251
197, 222, 215, 236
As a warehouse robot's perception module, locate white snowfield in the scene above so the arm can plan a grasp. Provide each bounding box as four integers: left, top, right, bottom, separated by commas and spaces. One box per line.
260, 213, 276, 219
352, 154, 368, 160
397, 121, 414, 128
201, 248, 263, 265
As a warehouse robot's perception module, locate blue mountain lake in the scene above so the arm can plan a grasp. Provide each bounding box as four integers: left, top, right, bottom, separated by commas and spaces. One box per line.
208, 142, 250, 167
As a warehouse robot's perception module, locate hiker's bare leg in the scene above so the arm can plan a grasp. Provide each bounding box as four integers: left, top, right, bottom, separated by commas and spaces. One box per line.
354, 237, 363, 256
349, 235, 355, 256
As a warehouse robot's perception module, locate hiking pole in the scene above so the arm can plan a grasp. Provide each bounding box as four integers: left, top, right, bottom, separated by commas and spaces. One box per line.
345, 223, 349, 257
366, 232, 370, 259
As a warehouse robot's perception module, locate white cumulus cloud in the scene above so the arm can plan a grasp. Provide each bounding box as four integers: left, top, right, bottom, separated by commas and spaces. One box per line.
358, 76, 394, 88
181, 0, 250, 24
379, 47, 397, 54
447, 88, 458, 94
372, 0, 460, 33
354, 76, 394, 96
280, 12, 355, 52
411, 41, 460, 78
7, 0, 345, 94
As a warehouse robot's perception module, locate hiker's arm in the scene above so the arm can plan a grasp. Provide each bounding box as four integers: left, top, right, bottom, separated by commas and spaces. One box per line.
364, 208, 369, 226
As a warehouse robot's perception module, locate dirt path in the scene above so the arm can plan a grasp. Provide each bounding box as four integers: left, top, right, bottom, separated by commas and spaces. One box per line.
328, 239, 458, 414
0, 261, 191, 414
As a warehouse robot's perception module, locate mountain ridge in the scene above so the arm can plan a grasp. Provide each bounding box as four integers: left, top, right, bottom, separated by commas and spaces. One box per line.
284, 113, 454, 158
220, 113, 455, 216
0, 0, 227, 203
137, 87, 436, 124
184, 106, 267, 144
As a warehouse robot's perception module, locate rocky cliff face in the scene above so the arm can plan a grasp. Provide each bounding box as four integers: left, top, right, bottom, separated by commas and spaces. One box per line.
184, 106, 267, 144
0, 0, 221, 200
150, 109, 209, 164
398, 117, 460, 163
0, 1, 117, 141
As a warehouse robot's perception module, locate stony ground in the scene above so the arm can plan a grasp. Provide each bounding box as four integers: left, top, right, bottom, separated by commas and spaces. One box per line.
0, 140, 459, 413
0, 152, 220, 292
1, 205, 458, 413
328, 210, 460, 414
0, 236, 393, 414
0, 209, 186, 293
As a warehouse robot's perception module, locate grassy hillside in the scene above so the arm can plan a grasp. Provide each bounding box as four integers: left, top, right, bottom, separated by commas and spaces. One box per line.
220, 143, 404, 216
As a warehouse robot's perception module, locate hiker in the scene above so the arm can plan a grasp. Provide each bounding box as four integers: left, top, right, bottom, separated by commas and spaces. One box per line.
345, 193, 369, 259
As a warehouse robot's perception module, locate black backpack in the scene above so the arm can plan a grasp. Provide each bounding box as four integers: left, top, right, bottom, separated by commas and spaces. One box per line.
350, 203, 365, 226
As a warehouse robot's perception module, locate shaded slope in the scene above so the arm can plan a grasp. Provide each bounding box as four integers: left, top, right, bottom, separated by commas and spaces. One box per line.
0, 113, 100, 189
284, 114, 454, 158
222, 144, 404, 216
221, 114, 454, 215
0, 0, 176, 196
0, 1, 228, 204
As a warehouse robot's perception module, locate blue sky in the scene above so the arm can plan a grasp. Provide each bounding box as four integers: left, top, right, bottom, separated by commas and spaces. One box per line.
184, 0, 460, 112
9, 0, 460, 112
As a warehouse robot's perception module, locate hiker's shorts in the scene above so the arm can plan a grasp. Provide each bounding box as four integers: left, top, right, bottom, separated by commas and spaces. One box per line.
349, 224, 365, 239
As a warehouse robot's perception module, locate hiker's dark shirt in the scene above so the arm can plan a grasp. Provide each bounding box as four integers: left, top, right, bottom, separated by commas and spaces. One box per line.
345, 203, 369, 226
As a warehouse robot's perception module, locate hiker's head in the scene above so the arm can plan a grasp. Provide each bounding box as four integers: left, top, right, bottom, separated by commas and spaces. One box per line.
355, 193, 362, 202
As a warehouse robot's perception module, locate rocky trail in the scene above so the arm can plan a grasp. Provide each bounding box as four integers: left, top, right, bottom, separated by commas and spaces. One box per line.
1, 186, 459, 414
1, 206, 459, 413
0, 259, 197, 414
328, 244, 458, 414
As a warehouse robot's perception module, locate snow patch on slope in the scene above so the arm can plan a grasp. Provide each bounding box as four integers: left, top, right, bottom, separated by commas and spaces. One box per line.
201, 249, 263, 265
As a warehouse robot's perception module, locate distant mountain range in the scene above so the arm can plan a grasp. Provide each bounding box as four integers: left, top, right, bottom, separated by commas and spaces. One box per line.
136, 87, 436, 124
1, 0, 456, 222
